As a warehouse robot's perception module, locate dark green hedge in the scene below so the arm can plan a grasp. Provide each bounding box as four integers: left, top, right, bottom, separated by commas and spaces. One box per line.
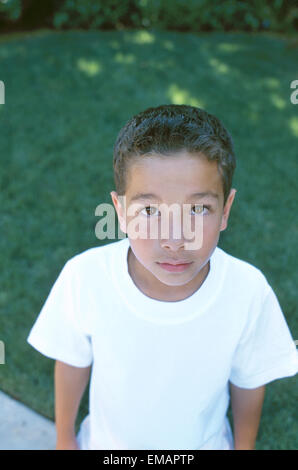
1, 0, 297, 33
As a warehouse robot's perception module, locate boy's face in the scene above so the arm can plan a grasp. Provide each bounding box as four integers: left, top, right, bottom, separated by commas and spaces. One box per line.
111, 152, 236, 300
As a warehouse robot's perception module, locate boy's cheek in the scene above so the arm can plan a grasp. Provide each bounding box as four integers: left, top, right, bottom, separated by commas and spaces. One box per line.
126, 216, 151, 240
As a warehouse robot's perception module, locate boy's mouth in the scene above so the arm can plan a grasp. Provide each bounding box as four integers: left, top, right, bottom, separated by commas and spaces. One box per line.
157, 261, 193, 272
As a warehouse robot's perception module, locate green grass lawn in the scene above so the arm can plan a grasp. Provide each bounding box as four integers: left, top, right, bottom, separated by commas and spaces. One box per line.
0, 28, 297, 449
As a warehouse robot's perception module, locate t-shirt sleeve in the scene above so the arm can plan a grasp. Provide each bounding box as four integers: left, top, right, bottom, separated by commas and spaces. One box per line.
229, 284, 298, 389
27, 259, 93, 367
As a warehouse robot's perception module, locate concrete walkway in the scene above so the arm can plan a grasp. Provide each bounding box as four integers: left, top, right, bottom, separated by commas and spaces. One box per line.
0, 391, 56, 450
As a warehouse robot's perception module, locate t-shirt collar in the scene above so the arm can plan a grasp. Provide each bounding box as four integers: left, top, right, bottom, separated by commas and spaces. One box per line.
111, 237, 227, 324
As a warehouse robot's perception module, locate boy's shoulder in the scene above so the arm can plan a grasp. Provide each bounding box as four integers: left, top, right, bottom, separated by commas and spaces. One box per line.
216, 246, 269, 292
64, 238, 126, 272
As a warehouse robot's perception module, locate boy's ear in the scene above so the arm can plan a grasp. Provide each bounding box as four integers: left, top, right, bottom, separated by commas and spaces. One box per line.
110, 191, 127, 234
220, 188, 237, 232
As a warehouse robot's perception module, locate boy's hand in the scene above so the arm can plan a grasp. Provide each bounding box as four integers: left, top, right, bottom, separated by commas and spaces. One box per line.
56, 436, 80, 450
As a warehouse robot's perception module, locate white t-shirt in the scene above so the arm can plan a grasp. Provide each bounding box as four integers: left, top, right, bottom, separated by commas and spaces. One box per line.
27, 237, 298, 450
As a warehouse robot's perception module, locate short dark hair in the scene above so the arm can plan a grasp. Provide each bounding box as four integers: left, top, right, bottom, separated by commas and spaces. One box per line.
113, 104, 236, 207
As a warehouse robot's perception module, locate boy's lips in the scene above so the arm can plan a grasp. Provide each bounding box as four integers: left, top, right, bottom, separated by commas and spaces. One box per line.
157, 260, 193, 272
157, 260, 192, 265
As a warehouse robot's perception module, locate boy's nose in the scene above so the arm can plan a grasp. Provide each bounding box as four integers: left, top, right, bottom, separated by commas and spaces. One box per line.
159, 211, 203, 251
159, 217, 185, 251
160, 237, 185, 252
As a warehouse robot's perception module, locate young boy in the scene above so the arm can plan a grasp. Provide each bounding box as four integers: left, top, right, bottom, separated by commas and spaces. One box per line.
27, 104, 297, 450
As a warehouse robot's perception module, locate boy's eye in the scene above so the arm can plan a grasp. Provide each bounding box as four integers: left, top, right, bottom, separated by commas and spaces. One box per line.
140, 206, 160, 217
190, 204, 210, 215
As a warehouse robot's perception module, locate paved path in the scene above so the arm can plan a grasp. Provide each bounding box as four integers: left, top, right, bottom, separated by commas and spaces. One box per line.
0, 391, 56, 450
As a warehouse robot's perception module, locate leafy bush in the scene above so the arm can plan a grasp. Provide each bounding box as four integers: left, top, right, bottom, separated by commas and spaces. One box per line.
52, 0, 140, 30
0, 0, 61, 29
0, 0, 22, 22
0, 0, 297, 32
137, 0, 298, 32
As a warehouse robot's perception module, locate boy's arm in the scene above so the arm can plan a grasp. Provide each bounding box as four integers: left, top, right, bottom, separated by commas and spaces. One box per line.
55, 360, 91, 450
229, 381, 266, 450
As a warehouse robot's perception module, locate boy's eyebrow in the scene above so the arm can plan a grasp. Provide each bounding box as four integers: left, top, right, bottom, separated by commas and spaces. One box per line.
130, 191, 219, 202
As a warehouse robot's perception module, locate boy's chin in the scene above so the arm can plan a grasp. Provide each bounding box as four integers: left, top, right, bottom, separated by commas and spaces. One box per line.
153, 268, 194, 287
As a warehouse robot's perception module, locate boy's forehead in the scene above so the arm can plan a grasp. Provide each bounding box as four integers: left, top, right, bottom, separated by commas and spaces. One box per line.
125, 153, 223, 202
